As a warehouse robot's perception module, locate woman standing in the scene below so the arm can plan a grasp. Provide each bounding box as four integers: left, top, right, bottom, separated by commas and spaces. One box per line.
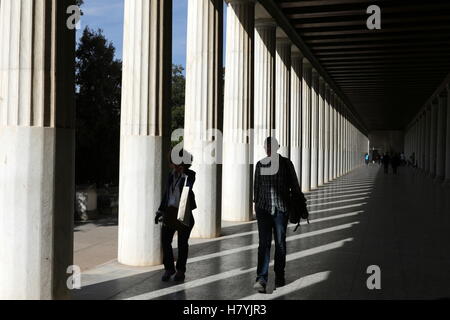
155, 149, 196, 282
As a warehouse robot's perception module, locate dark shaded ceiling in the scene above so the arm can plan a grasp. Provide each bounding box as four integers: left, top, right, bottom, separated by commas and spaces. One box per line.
275, 0, 450, 131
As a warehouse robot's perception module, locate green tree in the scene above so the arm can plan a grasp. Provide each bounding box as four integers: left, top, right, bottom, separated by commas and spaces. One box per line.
75, 27, 122, 186
172, 64, 185, 133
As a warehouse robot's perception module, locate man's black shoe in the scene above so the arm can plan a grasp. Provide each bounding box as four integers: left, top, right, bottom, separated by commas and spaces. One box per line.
253, 280, 267, 293
174, 271, 186, 282
162, 270, 175, 282
275, 277, 286, 288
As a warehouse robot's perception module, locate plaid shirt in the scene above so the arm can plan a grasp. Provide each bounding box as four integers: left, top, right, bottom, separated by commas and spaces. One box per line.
253, 154, 302, 214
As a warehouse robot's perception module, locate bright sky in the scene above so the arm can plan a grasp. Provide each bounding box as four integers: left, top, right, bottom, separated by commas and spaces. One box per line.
76, 0, 189, 67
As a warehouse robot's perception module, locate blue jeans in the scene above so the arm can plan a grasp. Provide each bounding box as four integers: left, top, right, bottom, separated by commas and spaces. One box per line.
256, 208, 289, 283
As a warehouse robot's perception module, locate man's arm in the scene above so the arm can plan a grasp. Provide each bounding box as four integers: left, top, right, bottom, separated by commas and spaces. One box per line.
254, 162, 261, 204
288, 159, 302, 196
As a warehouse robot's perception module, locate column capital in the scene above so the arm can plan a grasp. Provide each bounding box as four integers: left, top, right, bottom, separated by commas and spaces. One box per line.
291, 50, 303, 59
276, 37, 292, 46
302, 58, 312, 68
255, 18, 276, 28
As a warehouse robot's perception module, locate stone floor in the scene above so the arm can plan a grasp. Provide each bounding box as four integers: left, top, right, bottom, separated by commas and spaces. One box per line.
72, 165, 450, 300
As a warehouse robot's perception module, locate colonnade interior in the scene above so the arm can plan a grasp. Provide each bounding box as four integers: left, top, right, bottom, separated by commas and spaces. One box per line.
1, 0, 450, 300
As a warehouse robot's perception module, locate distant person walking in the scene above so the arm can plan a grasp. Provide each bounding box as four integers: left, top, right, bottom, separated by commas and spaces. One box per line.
409, 152, 416, 168
253, 137, 304, 293
391, 153, 401, 175
155, 149, 196, 282
382, 153, 390, 174
365, 153, 370, 166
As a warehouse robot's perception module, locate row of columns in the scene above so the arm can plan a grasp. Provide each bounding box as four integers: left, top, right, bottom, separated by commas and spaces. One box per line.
405, 83, 450, 185
0, 0, 368, 299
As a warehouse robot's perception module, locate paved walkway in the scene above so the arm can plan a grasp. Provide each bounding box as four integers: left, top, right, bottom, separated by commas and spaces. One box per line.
73, 165, 450, 300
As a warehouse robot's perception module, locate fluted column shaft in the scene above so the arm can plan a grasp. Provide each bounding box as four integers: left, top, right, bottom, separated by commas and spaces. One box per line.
444, 83, 450, 187
0, 0, 75, 299
430, 102, 439, 176
290, 52, 303, 184
310, 70, 319, 189
324, 85, 330, 183
275, 38, 291, 158
337, 100, 343, 177
318, 78, 325, 186
254, 19, 275, 166
435, 94, 447, 181
444, 85, 450, 185
301, 61, 312, 192
419, 113, 425, 170
343, 108, 348, 174
118, 0, 172, 266
331, 93, 338, 180
222, 0, 255, 221
184, 0, 223, 238
425, 107, 432, 173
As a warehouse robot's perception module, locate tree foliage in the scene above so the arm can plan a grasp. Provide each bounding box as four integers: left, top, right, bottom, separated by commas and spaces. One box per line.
74, 0, 187, 186
75, 27, 122, 186
172, 64, 185, 133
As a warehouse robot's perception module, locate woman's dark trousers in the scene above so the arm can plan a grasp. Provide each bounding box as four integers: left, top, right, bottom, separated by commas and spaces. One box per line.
161, 222, 194, 273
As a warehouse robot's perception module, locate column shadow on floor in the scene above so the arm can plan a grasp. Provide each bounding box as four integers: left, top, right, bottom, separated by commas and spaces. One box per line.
72, 166, 450, 300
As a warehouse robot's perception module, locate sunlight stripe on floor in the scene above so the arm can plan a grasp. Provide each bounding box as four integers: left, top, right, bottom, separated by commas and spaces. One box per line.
122, 239, 353, 300
306, 188, 373, 198
186, 222, 359, 264
188, 211, 362, 246
310, 185, 375, 193
240, 271, 331, 300
309, 203, 367, 214
307, 192, 371, 202
317, 182, 375, 189
307, 197, 369, 208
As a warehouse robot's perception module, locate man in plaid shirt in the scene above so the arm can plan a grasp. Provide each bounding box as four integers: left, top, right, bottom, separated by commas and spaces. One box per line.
253, 137, 303, 293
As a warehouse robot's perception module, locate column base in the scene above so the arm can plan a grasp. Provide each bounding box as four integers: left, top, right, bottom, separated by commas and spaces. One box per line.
222, 143, 253, 222
118, 135, 163, 267
0, 127, 74, 300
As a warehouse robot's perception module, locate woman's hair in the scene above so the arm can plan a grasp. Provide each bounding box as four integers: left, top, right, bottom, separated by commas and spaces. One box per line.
169, 148, 193, 170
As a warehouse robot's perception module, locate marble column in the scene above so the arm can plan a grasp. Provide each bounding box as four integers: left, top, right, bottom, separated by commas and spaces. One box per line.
430, 101, 439, 177
331, 92, 338, 180
317, 78, 325, 186
349, 123, 353, 171
422, 112, 427, 170
290, 52, 303, 184
222, 0, 255, 221
254, 19, 276, 166
337, 100, 343, 177
324, 85, 330, 184
118, 0, 172, 266
435, 93, 447, 182
425, 106, 431, 173
184, 0, 223, 238
301, 60, 312, 192
419, 113, 425, 170
0, 0, 75, 299
275, 38, 291, 158
344, 109, 348, 174
444, 85, 450, 186
347, 118, 353, 173
310, 69, 319, 189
